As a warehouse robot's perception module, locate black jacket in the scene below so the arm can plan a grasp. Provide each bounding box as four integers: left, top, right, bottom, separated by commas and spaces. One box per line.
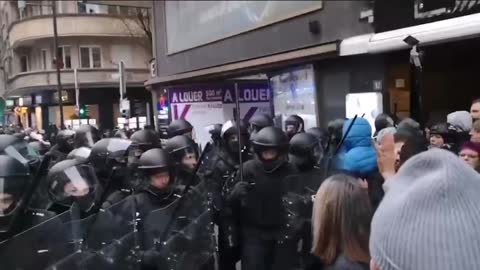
230, 159, 297, 232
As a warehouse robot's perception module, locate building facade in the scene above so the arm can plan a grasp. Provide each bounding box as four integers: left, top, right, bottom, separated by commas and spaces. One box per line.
146, 1, 382, 132
0, 0, 152, 130
147, 0, 480, 132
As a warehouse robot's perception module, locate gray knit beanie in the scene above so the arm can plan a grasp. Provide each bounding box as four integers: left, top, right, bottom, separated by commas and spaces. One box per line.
370, 148, 480, 270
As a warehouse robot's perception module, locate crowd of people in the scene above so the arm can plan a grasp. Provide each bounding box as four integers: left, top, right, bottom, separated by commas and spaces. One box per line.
0, 98, 479, 270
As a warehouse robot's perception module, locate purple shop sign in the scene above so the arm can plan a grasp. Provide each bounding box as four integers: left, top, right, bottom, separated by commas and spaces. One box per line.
168, 83, 271, 104
221, 83, 271, 104
169, 85, 225, 104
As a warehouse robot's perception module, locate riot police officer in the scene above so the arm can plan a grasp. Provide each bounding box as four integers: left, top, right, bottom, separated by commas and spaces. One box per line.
74, 125, 101, 148
46, 158, 101, 216
167, 119, 194, 138
286, 132, 325, 269
284, 115, 304, 140
0, 154, 54, 241
164, 135, 200, 189
202, 120, 250, 270
129, 148, 178, 217
89, 138, 134, 209
289, 133, 323, 174
129, 129, 160, 164
306, 127, 329, 154
248, 113, 273, 140
228, 126, 298, 270
48, 129, 75, 163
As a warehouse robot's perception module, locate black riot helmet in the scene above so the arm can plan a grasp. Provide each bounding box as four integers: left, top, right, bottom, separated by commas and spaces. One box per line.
289, 133, 322, 170
28, 141, 50, 156
252, 126, 289, 172
89, 138, 132, 178
46, 158, 100, 212
284, 115, 304, 140
306, 127, 329, 151
327, 118, 346, 147
164, 135, 198, 172
248, 113, 273, 137
130, 129, 160, 151
74, 125, 100, 148
138, 148, 176, 198
167, 119, 193, 138
56, 129, 75, 152
207, 123, 223, 147
221, 120, 249, 155
0, 155, 31, 233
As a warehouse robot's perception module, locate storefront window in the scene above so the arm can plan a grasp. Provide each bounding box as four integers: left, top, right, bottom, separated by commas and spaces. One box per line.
270, 65, 318, 130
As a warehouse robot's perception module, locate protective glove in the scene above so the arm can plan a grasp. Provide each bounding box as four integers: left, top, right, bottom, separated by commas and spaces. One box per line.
227, 181, 250, 202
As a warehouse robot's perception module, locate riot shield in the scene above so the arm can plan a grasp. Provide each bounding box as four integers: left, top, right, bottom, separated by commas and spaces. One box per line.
282, 174, 319, 269
142, 180, 217, 270
43, 197, 138, 270
0, 209, 83, 270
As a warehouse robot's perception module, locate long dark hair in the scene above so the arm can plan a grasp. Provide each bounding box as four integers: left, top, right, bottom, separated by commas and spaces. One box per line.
311, 174, 372, 265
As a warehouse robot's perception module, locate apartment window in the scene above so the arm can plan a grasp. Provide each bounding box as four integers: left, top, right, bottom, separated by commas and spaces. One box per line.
80, 47, 101, 68
20, 55, 29, 72
41, 49, 47, 70
57, 46, 71, 69
78, 3, 102, 14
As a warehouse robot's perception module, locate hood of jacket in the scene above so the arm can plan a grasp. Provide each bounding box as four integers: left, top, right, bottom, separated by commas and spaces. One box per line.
343, 118, 373, 151
447, 111, 472, 132
339, 118, 377, 176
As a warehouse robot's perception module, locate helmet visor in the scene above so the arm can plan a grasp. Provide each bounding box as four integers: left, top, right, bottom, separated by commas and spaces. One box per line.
4, 141, 39, 165
48, 165, 98, 202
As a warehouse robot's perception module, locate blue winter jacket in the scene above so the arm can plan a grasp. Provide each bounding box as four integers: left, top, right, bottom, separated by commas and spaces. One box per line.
337, 118, 378, 177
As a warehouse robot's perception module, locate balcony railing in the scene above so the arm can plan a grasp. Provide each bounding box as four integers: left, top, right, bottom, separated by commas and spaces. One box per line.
19, 2, 147, 20
9, 14, 145, 48
7, 68, 149, 96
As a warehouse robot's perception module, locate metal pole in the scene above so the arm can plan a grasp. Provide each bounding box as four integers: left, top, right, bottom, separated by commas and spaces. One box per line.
52, 2, 65, 129
234, 82, 244, 182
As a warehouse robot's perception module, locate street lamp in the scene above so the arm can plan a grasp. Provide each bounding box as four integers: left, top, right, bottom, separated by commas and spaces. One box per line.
18, 1, 65, 128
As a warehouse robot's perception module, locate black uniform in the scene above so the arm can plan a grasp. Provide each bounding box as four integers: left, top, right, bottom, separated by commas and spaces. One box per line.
201, 120, 251, 270
286, 132, 326, 270
228, 127, 298, 270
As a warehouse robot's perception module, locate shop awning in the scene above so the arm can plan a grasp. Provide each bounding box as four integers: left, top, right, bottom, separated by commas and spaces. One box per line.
340, 13, 480, 56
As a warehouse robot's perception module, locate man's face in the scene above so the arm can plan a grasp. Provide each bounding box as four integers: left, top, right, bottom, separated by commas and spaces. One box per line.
285, 125, 297, 135
150, 171, 170, 189
429, 135, 445, 148
63, 181, 89, 197
471, 102, 480, 121
261, 149, 278, 161
470, 129, 480, 144
459, 148, 479, 170
182, 152, 198, 171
